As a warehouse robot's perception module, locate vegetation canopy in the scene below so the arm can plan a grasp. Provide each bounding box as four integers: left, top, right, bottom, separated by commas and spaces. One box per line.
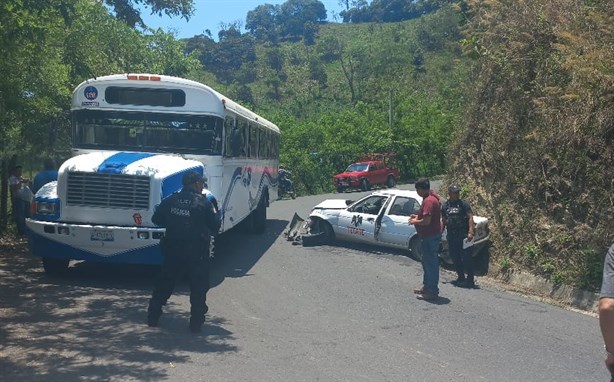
0, 0, 611, 291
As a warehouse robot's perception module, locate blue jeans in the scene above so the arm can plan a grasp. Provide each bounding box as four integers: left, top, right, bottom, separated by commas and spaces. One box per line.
420, 233, 442, 294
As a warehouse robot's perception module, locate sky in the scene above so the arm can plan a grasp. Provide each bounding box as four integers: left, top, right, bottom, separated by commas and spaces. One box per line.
139, 0, 346, 39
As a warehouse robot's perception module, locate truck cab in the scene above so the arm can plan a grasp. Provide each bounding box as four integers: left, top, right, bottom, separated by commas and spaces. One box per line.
333, 154, 400, 193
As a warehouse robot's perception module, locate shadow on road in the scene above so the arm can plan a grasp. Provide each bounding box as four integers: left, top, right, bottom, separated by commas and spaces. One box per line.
210, 219, 288, 288
0, 218, 287, 381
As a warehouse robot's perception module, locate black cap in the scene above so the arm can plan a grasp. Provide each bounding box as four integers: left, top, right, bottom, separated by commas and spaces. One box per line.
448, 184, 461, 193
182, 171, 206, 186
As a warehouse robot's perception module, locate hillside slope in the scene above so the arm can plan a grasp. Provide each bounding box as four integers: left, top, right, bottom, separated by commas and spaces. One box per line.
448, 0, 614, 290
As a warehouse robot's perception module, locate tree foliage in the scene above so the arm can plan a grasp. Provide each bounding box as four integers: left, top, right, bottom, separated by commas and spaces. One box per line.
245, 0, 326, 43
0, 0, 200, 231
340, 0, 452, 23
185, 24, 256, 85
103, 0, 194, 28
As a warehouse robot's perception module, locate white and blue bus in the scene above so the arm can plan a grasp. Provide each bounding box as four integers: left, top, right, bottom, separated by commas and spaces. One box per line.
26, 74, 280, 274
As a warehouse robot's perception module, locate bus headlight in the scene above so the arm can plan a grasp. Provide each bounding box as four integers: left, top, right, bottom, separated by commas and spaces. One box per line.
36, 202, 56, 215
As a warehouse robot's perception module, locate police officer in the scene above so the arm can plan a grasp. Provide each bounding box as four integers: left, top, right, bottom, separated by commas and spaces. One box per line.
147, 171, 221, 333
441, 184, 476, 288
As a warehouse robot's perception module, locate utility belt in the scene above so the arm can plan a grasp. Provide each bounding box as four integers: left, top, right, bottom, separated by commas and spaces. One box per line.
446, 227, 469, 235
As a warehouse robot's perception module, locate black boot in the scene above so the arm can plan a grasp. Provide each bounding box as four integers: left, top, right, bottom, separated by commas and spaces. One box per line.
459, 277, 476, 289
451, 275, 466, 286
189, 315, 205, 333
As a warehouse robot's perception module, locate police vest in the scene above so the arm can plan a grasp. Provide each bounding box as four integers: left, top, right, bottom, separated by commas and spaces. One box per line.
444, 201, 468, 231
164, 193, 209, 241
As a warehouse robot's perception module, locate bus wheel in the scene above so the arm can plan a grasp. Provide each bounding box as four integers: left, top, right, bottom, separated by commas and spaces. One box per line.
42, 257, 69, 276
252, 197, 267, 234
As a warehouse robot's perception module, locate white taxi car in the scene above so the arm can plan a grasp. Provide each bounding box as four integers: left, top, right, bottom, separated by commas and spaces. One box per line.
304, 189, 490, 264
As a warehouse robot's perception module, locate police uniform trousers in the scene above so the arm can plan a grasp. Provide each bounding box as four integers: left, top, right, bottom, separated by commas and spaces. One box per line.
149, 240, 210, 322
447, 229, 475, 282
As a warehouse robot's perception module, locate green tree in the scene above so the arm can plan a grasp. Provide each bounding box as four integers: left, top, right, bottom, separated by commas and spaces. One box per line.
246, 4, 281, 43
279, 0, 327, 41
0, 0, 201, 233
103, 0, 194, 28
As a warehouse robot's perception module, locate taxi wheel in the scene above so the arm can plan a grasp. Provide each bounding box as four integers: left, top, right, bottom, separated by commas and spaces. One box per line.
474, 246, 490, 276
320, 220, 334, 243
302, 219, 334, 246
409, 238, 422, 262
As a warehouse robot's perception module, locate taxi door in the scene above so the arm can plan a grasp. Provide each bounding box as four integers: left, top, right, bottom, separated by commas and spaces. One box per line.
336, 195, 388, 243
376, 196, 421, 248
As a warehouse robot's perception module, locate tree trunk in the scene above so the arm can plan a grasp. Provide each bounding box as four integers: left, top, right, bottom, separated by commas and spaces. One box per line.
0, 159, 8, 233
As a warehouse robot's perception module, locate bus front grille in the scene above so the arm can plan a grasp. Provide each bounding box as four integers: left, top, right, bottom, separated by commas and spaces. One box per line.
66, 172, 150, 209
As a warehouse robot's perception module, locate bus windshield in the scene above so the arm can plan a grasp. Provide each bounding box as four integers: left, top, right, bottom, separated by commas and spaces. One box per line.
72, 110, 223, 155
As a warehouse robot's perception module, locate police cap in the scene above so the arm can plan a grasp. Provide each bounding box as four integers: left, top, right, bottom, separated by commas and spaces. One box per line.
448, 184, 461, 193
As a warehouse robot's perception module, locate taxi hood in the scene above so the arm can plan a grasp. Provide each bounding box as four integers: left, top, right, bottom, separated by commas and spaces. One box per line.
312, 199, 350, 210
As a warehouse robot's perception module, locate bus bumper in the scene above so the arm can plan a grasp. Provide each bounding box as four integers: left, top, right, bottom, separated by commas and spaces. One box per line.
25, 218, 165, 265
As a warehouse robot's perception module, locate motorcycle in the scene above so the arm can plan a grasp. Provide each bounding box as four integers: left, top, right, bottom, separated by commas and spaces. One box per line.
278, 173, 296, 200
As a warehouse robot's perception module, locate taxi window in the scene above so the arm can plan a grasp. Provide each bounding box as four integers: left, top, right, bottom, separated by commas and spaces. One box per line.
348, 195, 388, 215
388, 197, 421, 216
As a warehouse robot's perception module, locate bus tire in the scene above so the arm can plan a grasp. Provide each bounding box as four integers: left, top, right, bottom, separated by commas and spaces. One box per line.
252, 196, 267, 234
42, 257, 69, 276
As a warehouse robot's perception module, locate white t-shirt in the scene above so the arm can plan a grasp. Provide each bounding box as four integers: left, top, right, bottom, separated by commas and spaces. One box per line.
9, 175, 32, 201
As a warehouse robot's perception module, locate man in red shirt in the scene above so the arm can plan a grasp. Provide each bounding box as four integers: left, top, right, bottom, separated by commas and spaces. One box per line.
409, 177, 442, 300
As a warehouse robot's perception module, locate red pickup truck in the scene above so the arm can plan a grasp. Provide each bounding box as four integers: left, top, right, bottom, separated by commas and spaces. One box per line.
333, 154, 400, 192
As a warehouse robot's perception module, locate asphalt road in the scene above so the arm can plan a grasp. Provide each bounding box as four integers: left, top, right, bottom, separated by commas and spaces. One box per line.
0, 185, 608, 381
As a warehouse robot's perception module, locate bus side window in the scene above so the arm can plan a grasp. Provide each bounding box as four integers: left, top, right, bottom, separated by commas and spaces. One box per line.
231, 128, 243, 157
224, 116, 237, 157
212, 118, 223, 154
249, 125, 258, 159
237, 119, 248, 157
260, 130, 269, 159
